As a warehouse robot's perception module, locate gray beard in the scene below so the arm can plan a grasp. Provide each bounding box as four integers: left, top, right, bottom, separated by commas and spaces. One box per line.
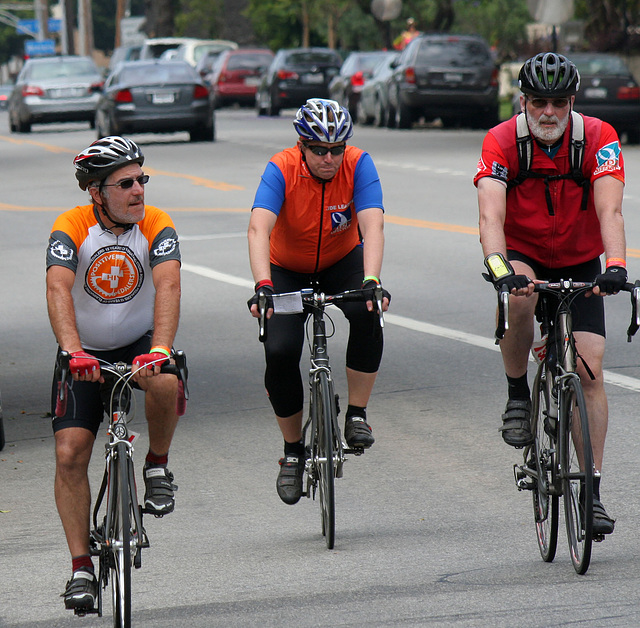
528, 111, 570, 143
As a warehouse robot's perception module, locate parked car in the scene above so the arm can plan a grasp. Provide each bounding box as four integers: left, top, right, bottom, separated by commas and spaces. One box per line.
108, 44, 142, 72
208, 48, 274, 108
95, 60, 215, 142
355, 51, 399, 127
328, 50, 391, 118
140, 37, 237, 68
8, 55, 103, 133
195, 50, 226, 82
387, 33, 500, 129
0, 84, 12, 110
255, 47, 342, 116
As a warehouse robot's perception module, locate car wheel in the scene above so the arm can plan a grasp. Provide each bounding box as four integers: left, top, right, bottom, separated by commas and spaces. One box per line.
17, 118, 31, 133
356, 100, 370, 126
386, 102, 396, 129
373, 99, 384, 128
396, 99, 413, 129
267, 90, 280, 117
626, 129, 640, 145
9, 111, 17, 133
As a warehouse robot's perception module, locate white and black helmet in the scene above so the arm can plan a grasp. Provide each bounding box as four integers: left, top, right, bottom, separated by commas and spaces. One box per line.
293, 98, 353, 143
74, 136, 144, 190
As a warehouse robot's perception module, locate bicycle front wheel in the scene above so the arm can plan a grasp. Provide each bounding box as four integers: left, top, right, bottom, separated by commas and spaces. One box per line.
561, 377, 593, 575
315, 371, 336, 549
110, 441, 132, 627
531, 364, 558, 563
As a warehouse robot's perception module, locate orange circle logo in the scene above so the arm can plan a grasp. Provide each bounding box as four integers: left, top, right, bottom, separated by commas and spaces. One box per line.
85, 245, 144, 304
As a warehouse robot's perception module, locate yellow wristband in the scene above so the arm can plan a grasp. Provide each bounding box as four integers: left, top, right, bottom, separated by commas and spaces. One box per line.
150, 346, 171, 358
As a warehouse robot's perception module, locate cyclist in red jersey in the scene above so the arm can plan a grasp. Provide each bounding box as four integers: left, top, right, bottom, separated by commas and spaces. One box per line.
47, 137, 182, 611
474, 53, 627, 536
248, 99, 390, 506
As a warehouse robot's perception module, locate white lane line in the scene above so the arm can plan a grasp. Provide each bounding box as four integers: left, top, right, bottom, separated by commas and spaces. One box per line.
182, 263, 640, 392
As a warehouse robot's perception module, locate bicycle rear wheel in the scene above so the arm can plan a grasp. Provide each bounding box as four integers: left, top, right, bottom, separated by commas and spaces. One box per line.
531, 364, 558, 563
315, 371, 336, 549
110, 442, 132, 627
561, 377, 593, 575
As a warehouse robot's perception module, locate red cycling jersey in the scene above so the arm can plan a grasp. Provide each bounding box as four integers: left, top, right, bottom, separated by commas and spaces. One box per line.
474, 113, 624, 268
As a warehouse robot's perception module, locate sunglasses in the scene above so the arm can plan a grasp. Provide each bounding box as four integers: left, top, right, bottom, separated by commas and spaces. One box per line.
303, 143, 346, 156
102, 174, 150, 189
527, 97, 570, 109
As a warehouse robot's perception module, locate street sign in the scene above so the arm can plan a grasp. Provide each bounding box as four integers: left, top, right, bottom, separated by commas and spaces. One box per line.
16, 18, 62, 35
25, 39, 55, 57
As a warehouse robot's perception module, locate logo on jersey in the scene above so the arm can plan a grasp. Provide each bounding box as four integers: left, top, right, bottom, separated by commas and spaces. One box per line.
153, 237, 177, 257
84, 245, 144, 304
330, 206, 352, 234
49, 240, 74, 261
594, 141, 622, 175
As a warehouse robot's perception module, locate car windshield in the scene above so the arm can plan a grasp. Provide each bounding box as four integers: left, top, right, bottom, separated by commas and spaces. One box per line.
29, 60, 97, 80
286, 52, 340, 66
570, 55, 629, 76
416, 40, 490, 67
119, 64, 196, 85
227, 54, 273, 71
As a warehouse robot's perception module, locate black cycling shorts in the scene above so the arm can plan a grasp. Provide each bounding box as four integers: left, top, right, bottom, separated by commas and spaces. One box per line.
507, 251, 605, 337
262, 246, 384, 418
51, 332, 152, 435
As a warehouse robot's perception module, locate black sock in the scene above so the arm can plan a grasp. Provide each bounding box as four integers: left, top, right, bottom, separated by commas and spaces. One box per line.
284, 439, 304, 457
593, 474, 601, 501
506, 374, 530, 401
346, 405, 366, 421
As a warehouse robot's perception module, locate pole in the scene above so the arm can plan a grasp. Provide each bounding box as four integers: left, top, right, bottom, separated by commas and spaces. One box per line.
115, 0, 126, 49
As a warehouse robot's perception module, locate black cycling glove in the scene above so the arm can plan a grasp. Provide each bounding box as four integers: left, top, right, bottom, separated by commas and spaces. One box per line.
482, 252, 531, 292
247, 282, 274, 311
595, 265, 627, 295
362, 279, 391, 307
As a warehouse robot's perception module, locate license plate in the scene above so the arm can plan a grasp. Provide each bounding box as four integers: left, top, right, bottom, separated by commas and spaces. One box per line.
444, 72, 463, 83
152, 92, 175, 104
584, 87, 607, 99
244, 76, 261, 87
49, 87, 84, 98
303, 73, 324, 84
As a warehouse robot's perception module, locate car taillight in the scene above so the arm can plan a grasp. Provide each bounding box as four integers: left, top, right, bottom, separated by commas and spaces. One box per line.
404, 67, 416, 84
617, 85, 640, 100
277, 69, 298, 80
490, 67, 499, 87
114, 89, 133, 103
89, 81, 104, 93
351, 71, 365, 87
193, 85, 209, 100
22, 85, 44, 97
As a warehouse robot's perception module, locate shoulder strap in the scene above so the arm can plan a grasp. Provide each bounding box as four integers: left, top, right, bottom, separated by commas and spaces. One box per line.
506, 113, 532, 190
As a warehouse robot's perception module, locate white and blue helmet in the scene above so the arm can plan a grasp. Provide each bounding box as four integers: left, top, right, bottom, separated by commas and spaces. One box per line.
293, 98, 353, 143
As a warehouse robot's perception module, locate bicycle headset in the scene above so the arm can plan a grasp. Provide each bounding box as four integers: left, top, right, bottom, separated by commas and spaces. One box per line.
73, 136, 145, 229
510, 53, 588, 215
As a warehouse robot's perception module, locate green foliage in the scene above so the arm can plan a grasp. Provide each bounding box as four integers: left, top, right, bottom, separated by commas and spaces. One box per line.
245, 0, 305, 50
175, 0, 223, 38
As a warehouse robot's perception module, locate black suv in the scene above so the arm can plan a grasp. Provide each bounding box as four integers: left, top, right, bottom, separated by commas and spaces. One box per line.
387, 34, 500, 129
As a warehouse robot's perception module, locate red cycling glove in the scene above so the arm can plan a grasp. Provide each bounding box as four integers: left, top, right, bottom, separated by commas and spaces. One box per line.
133, 352, 168, 372
69, 351, 100, 378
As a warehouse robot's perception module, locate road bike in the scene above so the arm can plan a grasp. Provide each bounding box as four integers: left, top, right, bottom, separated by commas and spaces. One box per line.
56, 349, 189, 627
258, 285, 384, 549
496, 279, 639, 574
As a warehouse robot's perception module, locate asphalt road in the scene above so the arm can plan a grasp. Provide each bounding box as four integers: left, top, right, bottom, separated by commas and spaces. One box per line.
3, 108, 640, 627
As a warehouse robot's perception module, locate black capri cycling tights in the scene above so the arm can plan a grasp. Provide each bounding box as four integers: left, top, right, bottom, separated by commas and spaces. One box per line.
264, 246, 384, 418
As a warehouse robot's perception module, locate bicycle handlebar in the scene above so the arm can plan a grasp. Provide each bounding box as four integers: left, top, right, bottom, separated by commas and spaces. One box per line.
257, 287, 385, 343
493, 279, 640, 343
56, 349, 189, 417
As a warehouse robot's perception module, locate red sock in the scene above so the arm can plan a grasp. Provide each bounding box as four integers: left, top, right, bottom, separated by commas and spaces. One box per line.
72, 554, 94, 574
146, 450, 168, 466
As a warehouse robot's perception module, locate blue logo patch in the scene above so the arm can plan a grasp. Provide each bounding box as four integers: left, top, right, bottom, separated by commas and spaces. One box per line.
330, 207, 352, 233
595, 141, 621, 167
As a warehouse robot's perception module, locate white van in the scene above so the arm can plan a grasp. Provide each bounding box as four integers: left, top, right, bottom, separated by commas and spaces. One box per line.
140, 37, 237, 67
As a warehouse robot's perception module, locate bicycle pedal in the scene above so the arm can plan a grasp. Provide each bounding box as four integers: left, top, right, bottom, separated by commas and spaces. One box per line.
344, 447, 364, 456
593, 533, 606, 543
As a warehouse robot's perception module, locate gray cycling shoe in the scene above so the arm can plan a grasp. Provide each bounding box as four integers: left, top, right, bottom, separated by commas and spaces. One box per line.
499, 399, 534, 448
276, 455, 305, 505
62, 569, 97, 611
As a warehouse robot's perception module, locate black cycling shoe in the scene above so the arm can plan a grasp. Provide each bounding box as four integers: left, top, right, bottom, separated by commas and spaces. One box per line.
344, 416, 375, 449
499, 399, 534, 448
276, 455, 305, 505
144, 464, 177, 515
592, 498, 615, 535
62, 569, 97, 611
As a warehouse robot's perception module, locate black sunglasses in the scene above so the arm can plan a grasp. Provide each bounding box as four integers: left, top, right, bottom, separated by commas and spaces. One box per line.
303, 143, 346, 156
102, 174, 150, 189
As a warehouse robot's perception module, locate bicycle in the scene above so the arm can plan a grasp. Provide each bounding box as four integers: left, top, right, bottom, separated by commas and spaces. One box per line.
496, 279, 640, 574
55, 349, 189, 627
258, 285, 384, 549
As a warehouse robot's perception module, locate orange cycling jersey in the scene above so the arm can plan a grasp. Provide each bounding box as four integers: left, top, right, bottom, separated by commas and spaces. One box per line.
252, 145, 384, 274
46, 204, 180, 351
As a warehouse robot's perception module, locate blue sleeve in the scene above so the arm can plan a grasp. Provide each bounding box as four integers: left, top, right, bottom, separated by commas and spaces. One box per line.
353, 152, 384, 213
252, 161, 286, 215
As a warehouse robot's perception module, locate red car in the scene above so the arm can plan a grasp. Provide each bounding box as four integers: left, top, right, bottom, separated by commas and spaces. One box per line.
208, 48, 274, 108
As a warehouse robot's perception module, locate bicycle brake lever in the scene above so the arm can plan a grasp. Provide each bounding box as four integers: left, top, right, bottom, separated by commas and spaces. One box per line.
374, 285, 384, 328
258, 291, 267, 342
495, 286, 509, 343
173, 350, 190, 400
